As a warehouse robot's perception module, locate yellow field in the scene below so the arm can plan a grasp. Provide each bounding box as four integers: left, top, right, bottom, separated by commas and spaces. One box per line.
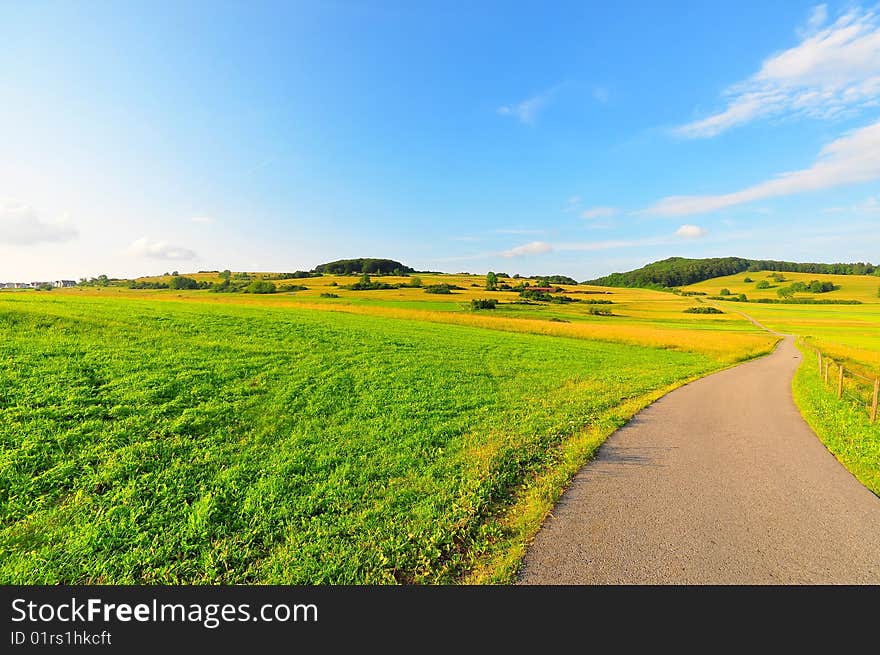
684, 271, 880, 374
62, 272, 779, 365
684, 270, 880, 302
57, 268, 880, 373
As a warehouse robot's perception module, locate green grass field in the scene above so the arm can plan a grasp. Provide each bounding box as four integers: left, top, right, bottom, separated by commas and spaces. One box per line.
1, 292, 732, 584
4, 266, 878, 584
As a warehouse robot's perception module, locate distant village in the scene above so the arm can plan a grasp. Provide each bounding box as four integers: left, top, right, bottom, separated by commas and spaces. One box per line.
1, 279, 77, 289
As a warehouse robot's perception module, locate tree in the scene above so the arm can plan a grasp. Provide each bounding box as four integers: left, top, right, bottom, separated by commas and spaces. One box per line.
719, 288, 731, 296
172, 271, 179, 276
244, 280, 276, 294
486, 271, 498, 291
756, 280, 770, 289
220, 269, 231, 281
169, 275, 199, 290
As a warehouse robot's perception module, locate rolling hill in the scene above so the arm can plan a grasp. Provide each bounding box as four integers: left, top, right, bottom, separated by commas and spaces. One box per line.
586, 257, 880, 289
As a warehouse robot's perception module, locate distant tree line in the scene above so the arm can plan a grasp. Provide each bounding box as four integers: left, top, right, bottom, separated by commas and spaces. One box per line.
274, 271, 322, 279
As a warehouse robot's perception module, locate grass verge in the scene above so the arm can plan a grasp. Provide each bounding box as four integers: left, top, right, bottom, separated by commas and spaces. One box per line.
792, 343, 880, 496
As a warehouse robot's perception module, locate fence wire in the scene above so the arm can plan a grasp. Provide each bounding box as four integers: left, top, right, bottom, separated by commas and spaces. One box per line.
810, 344, 878, 424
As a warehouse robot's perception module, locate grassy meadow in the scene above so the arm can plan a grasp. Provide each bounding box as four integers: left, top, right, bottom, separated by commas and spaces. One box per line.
0, 278, 775, 584
4, 266, 878, 584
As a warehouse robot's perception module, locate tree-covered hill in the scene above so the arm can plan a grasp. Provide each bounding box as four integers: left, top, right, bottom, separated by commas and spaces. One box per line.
586, 257, 879, 288
313, 258, 415, 275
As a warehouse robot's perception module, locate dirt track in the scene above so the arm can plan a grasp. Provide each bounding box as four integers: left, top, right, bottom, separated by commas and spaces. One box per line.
518, 336, 880, 584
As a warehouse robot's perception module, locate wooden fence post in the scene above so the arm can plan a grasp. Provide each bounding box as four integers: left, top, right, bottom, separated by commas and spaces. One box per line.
837, 364, 844, 399
817, 350, 822, 373
824, 361, 829, 385
872, 378, 879, 424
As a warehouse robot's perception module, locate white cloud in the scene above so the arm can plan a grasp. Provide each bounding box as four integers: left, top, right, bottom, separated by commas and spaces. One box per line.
675, 224, 708, 238
127, 237, 197, 261
190, 215, 214, 224
501, 241, 553, 257
676, 6, 880, 138
646, 118, 880, 215
581, 206, 619, 219
497, 88, 557, 124
0, 202, 78, 245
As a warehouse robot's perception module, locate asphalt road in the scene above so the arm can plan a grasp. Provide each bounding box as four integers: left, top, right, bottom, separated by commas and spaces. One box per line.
518, 336, 880, 584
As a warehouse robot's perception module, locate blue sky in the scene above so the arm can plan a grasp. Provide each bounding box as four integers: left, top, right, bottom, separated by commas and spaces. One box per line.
2, 1, 879, 281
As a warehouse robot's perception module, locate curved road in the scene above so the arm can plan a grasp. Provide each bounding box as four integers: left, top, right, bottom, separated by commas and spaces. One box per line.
518, 336, 880, 584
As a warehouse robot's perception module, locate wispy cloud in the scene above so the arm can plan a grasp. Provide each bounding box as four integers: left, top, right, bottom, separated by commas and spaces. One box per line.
563, 196, 581, 212
496, 228, 545, 235
0, 201, 78, 245
676, 6, 880, 138
556, 226, 708, 252
504, 226, 709, 257
675, 224, 708, 238
800, 4, 829, 37
190, 215, 214, 224
555, 237, 669, 252
501, 241, 553, 257
824, 195, 880, 214
581, 206, 619, 219
497, 87, 558, 124
592, 86, 610, 104
645, 118, 880, 215
127, 237, 197, 261
858, 195, 880, 212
